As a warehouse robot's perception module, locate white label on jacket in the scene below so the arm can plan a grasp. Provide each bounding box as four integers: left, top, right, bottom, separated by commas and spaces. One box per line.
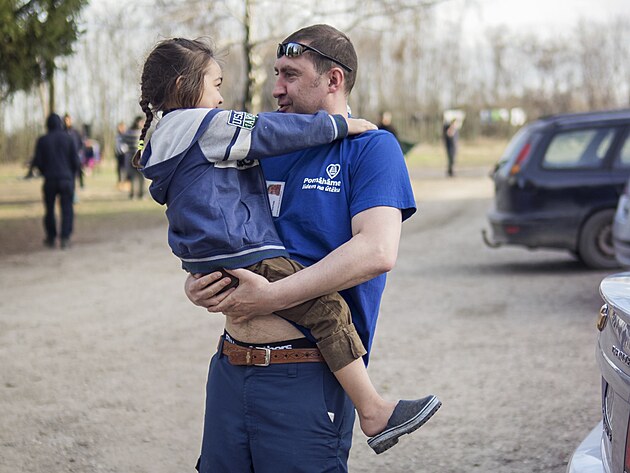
266, 181, 285, 217
227, 111, 257, 129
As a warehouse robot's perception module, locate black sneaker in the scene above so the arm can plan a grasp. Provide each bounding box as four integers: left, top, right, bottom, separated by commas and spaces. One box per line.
60, 238, 71, 249
43, 238, 55, 249
367, 395, 441, 454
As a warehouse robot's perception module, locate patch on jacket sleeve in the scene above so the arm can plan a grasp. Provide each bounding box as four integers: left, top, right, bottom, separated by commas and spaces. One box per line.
227, 111, 257, 130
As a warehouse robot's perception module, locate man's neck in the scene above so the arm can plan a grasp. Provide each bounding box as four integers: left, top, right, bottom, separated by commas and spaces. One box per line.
321, 95, 349, 116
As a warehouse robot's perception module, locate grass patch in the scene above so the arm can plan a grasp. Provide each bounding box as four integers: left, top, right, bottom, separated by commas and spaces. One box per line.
0, 160, 160, 220
0, 159, 165, 256
0, 137, 509, 256
405, 137, 508, 168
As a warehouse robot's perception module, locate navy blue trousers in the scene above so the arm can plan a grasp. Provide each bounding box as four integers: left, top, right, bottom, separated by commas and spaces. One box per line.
197, 340, 355, 473
43, 178, 74, 241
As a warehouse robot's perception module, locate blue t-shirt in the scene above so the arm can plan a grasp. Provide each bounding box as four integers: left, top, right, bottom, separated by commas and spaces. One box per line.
261, 129, 416, 364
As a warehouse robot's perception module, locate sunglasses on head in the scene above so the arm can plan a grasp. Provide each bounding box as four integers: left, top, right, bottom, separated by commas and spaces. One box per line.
276, 42, 353, 73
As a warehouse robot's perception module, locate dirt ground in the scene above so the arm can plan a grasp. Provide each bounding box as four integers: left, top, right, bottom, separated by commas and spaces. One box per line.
0, 168, 607, 472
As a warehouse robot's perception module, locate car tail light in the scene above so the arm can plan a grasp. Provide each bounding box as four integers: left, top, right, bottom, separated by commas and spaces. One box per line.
625, 419, 630, 472
509, 142, 531, 176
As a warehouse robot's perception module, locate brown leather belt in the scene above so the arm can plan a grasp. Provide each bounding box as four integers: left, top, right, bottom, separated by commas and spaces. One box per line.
221, 338, 324, 366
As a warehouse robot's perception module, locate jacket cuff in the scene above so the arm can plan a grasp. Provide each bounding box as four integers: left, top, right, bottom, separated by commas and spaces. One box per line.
331, 114, 349, 139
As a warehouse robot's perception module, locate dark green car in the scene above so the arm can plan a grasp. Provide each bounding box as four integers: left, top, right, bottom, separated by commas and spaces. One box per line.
483, 109, 630, 269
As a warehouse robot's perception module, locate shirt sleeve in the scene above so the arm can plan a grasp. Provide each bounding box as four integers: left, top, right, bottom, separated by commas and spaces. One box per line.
197, 110, 348, 163
348, 131, 417, 222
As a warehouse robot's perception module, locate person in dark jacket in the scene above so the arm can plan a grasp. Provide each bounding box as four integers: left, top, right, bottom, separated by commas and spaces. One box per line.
32, 113, 82, 248
443, 118, 459, 177
122, 116, 146, 199
64, 113, 85, 187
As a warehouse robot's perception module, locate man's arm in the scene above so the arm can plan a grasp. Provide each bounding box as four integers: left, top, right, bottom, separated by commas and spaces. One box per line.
185, 206, 402, 318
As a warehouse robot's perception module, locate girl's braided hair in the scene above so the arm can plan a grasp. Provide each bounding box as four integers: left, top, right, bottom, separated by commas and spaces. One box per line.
132, 37, 216, 168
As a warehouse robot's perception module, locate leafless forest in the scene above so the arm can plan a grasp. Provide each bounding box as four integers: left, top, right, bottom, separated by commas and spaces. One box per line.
1, 0, 629, 163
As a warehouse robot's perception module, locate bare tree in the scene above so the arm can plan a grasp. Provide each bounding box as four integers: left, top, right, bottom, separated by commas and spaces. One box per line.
4, 0, 630, 165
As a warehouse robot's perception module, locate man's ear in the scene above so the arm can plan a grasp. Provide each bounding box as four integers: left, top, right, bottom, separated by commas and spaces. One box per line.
327, 68, 345, 92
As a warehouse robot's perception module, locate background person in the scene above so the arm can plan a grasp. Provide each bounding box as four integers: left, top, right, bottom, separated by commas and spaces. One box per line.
114, 121, 128, 189
122, 116, 145, 199
82, 124, 101, 175
31, 113, 82, 249
378, 110, 415, 156
63, 113, 84, 186
443, 118, 459, 176
377, 110, 398, 139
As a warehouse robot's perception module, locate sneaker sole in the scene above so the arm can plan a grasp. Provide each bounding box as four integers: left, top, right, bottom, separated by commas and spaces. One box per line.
367, 396, 441, 455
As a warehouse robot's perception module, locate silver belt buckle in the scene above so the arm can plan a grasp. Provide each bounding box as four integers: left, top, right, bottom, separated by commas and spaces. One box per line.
254, 347, 271, 366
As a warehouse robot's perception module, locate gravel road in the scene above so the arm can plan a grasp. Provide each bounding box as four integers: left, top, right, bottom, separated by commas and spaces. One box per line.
0, 172, 611, 472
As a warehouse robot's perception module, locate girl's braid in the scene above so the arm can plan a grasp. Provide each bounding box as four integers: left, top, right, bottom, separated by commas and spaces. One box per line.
132, 98, 153, 168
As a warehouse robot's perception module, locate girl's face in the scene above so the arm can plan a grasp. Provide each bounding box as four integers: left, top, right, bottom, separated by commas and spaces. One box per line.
196, 59, 224, 108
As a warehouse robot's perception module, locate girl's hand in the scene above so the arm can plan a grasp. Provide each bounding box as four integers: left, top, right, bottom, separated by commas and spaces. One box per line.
346, 117, 377, 135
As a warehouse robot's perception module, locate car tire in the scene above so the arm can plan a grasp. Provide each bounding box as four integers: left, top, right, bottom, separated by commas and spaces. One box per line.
577, 209, 619, 269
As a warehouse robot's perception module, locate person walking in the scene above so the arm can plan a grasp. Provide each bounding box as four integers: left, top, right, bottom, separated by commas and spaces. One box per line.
443, 118, 459, 177
114, 121, 127, 189
31, 113, 82, 249
63, 113, 85, 187
122, 116, 145, 199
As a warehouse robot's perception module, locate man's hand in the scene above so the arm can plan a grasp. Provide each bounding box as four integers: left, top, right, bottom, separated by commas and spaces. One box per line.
184, 271, 236, 308
184, 269, 278, 321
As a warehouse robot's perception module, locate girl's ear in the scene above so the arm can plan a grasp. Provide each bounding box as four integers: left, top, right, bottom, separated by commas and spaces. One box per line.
327, 68, 345, 93
168, 75, 184, 108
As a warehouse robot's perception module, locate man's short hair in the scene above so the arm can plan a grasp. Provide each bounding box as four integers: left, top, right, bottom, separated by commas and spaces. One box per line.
282, 24, 358, 95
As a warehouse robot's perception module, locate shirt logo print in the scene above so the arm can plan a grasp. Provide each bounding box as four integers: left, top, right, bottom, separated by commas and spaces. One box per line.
326, 164, 340, 179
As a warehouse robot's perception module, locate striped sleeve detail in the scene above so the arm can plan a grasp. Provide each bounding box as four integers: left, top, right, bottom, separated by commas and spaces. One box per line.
227, 127, 253, 161
179, 244, 286, 263
329, 115, 339, 139
144, 109, 209, 167
198, 110, 242, 163
331, 114, 348, 139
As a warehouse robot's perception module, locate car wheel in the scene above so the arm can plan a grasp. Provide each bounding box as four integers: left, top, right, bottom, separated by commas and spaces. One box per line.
577, 209, 619, 269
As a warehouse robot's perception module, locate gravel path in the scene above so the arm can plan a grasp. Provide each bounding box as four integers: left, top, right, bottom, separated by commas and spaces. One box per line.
0, 174, 608, 472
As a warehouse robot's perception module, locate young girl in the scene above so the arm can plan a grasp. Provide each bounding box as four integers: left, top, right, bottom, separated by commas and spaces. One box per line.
134, 37, 439, 454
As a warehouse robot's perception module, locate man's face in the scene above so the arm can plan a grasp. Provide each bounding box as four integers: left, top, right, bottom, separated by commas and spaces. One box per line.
273, 54, 329, 115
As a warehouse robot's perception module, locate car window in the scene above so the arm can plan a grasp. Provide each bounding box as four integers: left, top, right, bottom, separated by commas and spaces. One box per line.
542, 127, 616, 169
494, 125, 534, 177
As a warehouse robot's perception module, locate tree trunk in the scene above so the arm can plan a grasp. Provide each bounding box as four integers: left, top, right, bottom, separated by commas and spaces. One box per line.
48, 75, 56, 115
38, 82, 49, 121
242, 0, 253, 111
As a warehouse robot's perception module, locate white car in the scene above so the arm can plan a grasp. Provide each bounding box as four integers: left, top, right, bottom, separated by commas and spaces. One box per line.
567, 273, 630, 473
566, 422, 604, 473
613, 179, 630, 267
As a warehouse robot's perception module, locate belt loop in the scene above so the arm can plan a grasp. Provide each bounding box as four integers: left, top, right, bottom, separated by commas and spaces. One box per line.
217, 336, 225, 359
